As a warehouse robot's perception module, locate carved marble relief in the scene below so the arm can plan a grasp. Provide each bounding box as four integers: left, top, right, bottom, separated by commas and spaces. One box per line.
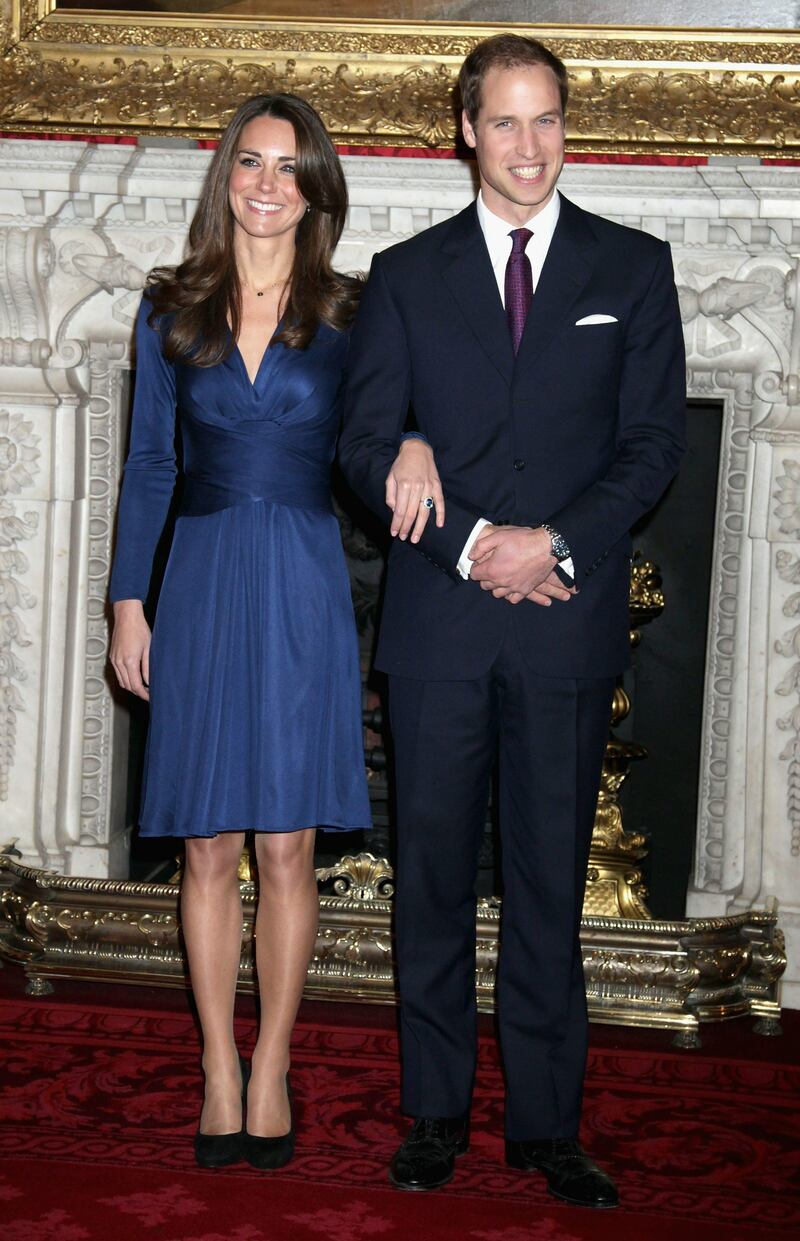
0, 143, 799, 999
775, 547, 800, 861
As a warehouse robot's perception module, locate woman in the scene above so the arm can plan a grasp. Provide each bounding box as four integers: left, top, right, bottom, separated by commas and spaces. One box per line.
108, 94, 421, 1171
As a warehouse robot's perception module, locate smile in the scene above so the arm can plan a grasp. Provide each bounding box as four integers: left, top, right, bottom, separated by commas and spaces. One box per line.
509, 165, 544, 180
245, 199, 283, 214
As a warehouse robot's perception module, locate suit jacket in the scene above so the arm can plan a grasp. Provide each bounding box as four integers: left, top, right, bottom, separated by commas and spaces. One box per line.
339, 193, 686, 680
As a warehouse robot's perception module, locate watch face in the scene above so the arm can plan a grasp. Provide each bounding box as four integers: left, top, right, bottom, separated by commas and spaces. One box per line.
544, 524, 569, 561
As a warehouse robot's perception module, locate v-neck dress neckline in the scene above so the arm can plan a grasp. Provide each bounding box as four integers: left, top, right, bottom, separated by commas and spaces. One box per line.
233, 320, 282, 389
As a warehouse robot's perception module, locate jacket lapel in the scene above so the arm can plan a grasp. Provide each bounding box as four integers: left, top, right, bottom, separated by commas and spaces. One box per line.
439, 203, 515, 386
514, 194, 597, 379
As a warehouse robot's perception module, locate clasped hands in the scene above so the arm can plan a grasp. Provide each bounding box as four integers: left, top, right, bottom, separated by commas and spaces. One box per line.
385, 438, 575, 608
468, 525, 575, 607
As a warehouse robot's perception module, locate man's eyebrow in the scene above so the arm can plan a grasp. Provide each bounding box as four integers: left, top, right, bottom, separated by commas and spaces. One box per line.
483, 110, 560, 123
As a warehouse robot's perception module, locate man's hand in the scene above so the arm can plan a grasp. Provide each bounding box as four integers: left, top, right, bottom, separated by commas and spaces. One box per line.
110, 599, 152, 700
522, 569, 577, 607
385, 438, 445, 543
469, 526, 575, 606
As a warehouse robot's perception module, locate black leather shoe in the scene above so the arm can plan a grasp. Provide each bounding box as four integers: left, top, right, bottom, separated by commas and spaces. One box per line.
506, 1139, 618, 1208
389, 1117, 469, 1191
193, 1053, 249, 1169
244, 1074, 295, 1170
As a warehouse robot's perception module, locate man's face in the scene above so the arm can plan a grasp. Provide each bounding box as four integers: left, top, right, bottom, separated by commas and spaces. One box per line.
462, 63, 565, 226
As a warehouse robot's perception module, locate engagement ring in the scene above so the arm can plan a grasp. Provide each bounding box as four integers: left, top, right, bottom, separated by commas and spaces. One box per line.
421, 496, 434, 509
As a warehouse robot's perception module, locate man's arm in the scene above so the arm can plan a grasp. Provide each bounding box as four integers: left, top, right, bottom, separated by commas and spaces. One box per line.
339, 251, 485, 579
546, 242, 686, 580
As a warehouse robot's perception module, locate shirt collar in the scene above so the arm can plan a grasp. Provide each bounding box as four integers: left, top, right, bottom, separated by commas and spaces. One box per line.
476, 189, 561, 260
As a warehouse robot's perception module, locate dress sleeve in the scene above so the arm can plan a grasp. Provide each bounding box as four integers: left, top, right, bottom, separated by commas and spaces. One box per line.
108, 295, 178, 603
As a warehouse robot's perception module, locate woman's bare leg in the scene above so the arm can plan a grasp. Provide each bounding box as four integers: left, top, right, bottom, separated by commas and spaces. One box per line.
182, 832, 246, 1135
247, 828, 318, 1137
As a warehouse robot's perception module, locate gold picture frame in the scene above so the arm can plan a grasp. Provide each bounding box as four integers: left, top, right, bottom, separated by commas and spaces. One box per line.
1, 3, 799, 152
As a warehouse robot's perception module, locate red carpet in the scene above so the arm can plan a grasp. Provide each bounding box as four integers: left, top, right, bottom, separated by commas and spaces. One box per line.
0, 975, 798, 1241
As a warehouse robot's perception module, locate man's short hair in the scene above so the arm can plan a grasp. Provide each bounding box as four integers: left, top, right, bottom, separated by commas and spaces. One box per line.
458, 34, 569, 123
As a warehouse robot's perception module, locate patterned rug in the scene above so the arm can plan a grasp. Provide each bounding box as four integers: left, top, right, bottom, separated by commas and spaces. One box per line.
0, 987, 797, 1241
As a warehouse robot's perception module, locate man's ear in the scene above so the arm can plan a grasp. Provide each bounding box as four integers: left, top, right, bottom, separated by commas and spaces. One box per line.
461, 110, 478, 150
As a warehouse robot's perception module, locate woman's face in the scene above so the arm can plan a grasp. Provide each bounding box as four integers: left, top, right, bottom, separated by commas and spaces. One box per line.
228, 114, 307, 244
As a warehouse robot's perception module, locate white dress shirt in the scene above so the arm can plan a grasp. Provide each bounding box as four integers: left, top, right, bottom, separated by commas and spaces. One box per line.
456, 191, 574, 582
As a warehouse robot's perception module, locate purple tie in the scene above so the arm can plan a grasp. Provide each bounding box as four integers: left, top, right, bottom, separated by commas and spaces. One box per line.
505, 227, 533, 355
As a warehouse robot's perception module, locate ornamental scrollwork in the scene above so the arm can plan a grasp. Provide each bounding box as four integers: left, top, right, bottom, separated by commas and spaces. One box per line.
774, 548, 800, 857
315, 852, 394, 902
312, 925, 392, 967
0, 412, 39, 497
0, 410, 40, 802
0, 8, 798, 153
572, 67, 800, 149
774, 460, 800, 538
17, 11, 800, 68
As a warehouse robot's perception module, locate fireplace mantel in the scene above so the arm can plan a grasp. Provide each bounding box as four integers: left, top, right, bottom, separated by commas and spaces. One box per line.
0, 139, 798, 1004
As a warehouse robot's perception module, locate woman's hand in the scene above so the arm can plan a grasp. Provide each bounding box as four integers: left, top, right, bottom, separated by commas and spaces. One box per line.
385, 438, 445, 543
110, 600, 152, 701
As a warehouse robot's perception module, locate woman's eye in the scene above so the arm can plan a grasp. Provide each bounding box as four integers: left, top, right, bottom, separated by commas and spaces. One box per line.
240, 157, 259, 167
280, 164, 296, 174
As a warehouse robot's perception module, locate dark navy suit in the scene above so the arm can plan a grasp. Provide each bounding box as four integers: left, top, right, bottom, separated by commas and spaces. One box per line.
339, 193, 685, 1138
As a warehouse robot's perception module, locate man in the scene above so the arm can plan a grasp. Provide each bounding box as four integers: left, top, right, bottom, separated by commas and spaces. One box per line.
339, 34, 685, 1208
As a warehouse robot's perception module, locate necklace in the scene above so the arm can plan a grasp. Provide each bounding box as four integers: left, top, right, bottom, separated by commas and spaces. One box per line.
247, 272, 292, 298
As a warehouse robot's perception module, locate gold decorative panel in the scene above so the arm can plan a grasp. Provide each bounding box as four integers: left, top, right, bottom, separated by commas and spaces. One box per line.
0, 852, 786, 1046
0, 5, 798, 153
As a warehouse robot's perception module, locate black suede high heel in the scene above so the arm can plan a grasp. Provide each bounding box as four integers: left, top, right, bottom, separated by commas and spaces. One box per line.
244, 1074, 295, 1170
193, 1053, 250, 1169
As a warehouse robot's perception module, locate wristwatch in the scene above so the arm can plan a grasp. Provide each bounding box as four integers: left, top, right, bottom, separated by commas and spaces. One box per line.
539, 522, 571, 563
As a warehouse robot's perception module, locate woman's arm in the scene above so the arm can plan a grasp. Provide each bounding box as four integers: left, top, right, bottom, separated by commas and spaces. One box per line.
108, 295, 178, 699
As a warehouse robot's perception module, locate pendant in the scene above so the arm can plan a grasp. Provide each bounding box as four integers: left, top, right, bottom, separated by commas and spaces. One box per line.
256, 291, 263, 297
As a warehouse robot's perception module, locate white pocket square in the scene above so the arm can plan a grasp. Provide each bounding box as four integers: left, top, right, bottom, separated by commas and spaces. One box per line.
575, 314, 618, 326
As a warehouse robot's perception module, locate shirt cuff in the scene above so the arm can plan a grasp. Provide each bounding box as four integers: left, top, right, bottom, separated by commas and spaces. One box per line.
457, 517, 492, 580
555, 557, 575, 586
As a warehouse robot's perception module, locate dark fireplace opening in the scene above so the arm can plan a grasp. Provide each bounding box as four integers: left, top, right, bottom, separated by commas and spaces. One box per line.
616, 398, 723, 919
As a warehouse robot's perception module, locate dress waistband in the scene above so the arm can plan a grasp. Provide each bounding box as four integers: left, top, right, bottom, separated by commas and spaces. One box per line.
179, 475, 333, 517
178, 416, 334, 516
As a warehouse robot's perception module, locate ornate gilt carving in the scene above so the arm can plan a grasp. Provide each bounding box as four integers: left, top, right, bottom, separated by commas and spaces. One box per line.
585, 559, 666, 920
0, 852, 784, 1040
1, 6, 798, 152
316, 852, 395, 903
581, 947, 699, 997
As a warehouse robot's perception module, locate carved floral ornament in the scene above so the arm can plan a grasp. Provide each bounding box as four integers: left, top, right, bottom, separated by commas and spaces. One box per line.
0, 411, 40, 496
0, 405, 40, 822
0, 4, 799, 152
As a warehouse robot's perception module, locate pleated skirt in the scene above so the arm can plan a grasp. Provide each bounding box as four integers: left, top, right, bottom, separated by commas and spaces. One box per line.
138, 499, 372, 838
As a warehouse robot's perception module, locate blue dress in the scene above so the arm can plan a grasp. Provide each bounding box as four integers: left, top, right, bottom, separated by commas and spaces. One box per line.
109, 296, 372, 838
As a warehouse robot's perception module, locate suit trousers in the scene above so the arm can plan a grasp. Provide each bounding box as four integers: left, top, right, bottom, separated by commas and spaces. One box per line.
388, 624, 614, 1139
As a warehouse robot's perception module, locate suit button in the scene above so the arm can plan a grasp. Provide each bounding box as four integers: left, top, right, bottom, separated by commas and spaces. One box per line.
513, 458, 526, 471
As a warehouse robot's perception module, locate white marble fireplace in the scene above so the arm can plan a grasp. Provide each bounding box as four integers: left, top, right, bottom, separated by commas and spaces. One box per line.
1, 140, 799, 1004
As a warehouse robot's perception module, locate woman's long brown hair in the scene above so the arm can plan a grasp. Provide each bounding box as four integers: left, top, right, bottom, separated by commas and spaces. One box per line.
147, 93, 358, 362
